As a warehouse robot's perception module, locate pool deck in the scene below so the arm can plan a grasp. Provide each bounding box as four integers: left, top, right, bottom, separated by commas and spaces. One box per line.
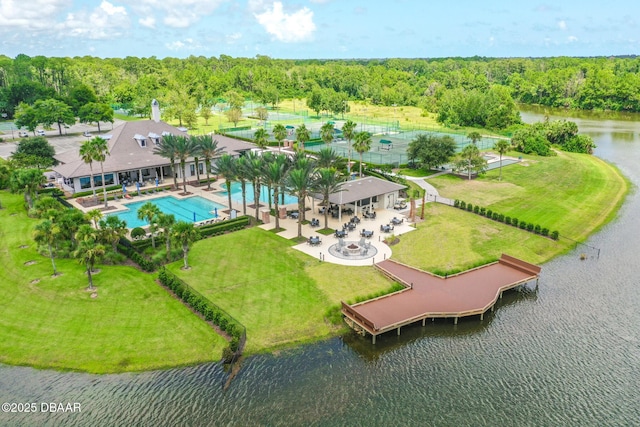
342, 254, 541, 343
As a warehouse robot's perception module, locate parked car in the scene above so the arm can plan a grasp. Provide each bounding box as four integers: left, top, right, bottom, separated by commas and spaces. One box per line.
18, 131, 28, 137
36, 130, 46, 136
83, 131, 91, 137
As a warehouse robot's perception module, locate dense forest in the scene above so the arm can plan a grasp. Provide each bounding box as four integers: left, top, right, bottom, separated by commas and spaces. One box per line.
1, 54, 639, 127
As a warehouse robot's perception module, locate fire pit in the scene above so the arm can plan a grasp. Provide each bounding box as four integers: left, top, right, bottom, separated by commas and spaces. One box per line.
345, 243, 361, 254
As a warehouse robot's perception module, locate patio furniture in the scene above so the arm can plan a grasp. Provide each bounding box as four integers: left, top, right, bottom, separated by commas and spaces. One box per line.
335, 230, 347, 238
289, 211, 299, 219
310, 218, 320, 227
308, 236, 322, 246
391, 217, 403, 225
360, 229, 373, 238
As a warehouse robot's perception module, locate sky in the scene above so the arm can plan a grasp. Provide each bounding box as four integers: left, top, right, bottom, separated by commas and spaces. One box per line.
1, 0, 639, 59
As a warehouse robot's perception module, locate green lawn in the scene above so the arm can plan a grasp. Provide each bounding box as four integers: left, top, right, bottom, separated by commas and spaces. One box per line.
429, 151, 628, 242
0, 193, 226, 373
169, 228, 394, 353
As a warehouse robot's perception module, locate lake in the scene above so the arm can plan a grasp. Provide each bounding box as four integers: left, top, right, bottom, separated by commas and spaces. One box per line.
1, 106, 640, 426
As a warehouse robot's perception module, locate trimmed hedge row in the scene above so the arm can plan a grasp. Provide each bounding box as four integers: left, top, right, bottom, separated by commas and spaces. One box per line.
117, 240, 158, 272
453, 199, 559, 240
157, 268, 245, 353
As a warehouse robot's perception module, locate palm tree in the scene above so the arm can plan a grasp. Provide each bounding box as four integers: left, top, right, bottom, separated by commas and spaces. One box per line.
172, 221, 201, 270
467, 131, 482, 146
494, 139, 511, 181
262, 154, 288, 230
9, 168, 46, 210
156, 212, 176, 262
235, 156, 249, 215
456, 143, 487, 180
198, 135, 224, 190
98, 215, 127, 251
212, 154, 236, 212
253, 128, 269, 149
73, 227, 105, 290
286, 167, 313, 237
79, 140, 97, 200
342, 120, 357, 175
353, 131, 372, 177
320, 122, 334, 145
137, 202, 161, 248
272, 123, 287, 151
295, 123, 311, 152
314, 168, 345, 229
173, 135, 198, 194
316, 146, 346, 170
244, 151, 265, 221
189, 135, 203, 186
153, 134, 179, 190
89, 136, 110, 208
86, 208, 102, 228
33, 219, 60, 275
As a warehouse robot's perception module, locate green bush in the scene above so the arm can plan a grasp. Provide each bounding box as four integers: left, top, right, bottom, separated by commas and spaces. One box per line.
541, 228, 549, 236
511, 218, 518, 227
492, 212, 499, 220
527, 223, 534, 232
479, 207, 486, 216
460, 201, 466, 210
505, 216, 511, 224
131, 227, 146, 239
473, 205, 480, 214
551, 230, 559, 240
519, 221, 527, 230
486, 209, 493, 218
534, 224, 542, 234
466, 203, 473, 212
454, 199, 460, 208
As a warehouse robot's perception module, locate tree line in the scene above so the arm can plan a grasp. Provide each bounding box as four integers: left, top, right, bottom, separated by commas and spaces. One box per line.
2, 54, 640, 131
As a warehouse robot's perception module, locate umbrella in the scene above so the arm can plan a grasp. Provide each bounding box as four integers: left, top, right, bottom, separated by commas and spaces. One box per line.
136, 181, 140, 195
214, 207, 218, 217
155, 177, 159, 188
122, 183, 126, 194
193, 212, 197, 222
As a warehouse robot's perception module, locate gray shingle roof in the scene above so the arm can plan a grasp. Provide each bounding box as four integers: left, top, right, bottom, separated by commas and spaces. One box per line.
325, 176, 406, 205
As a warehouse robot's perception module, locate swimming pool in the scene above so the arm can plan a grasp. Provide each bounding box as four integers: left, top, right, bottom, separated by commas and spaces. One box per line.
216, 182, 298, 205
107, 196, 226, 228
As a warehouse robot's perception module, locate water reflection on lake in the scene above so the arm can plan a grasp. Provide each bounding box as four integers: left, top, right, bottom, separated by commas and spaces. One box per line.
1, 106, 640, 426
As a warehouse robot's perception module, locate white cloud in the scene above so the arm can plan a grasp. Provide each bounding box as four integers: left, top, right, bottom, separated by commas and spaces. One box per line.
226, 32, 242, 43
558, 20, 567, 30
254, 1, 316, 42
0, 0, 69, 31
568, 35, 578, 42
139, 16, 156, 28
132, 0, 225, 28
60, 1, 129, 40
165, 38, 201, 51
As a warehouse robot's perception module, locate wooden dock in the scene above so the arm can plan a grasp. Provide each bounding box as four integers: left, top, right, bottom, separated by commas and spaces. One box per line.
342, 254, 541, 343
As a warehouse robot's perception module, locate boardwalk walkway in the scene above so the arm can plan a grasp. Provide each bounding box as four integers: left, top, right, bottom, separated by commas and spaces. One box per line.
342, 254, 541, 343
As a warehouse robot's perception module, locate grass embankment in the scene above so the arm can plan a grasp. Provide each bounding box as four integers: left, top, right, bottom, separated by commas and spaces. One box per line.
169, 228, 394, 354
393, 150, 629, 272
0, 193, 226, 373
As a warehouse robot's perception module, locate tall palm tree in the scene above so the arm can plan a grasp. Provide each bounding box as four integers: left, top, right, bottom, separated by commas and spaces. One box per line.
156, 212, 176, 262
494, 139, 511, 181
314, 167, 345, 229
286, 167, 313, 237
295, 123, 311, 152
137, 202, 161, 248
198, 135, 224, 190
189, 135, 203, 186
73, 227, 105, 290
467, 131, 482, 146
272, 123, 287, 151
235, 156, 249, 215
212, 154, 236, 212
89, 136, 110, 208
9, 168, 46, 210
86, 208, 102, 229
172, 221, 201, 270
353, 131, 372, 177
320, 122, 334, 145
153, 134, 179, 190
342, 120, 357, 175
262, 154, 288, 230
316, 146, 346, 170
79, 140, 97, 200
173, 135, 198, 194
33, 219, 60, 276
253, 128, 269, 149
98, 215, 127, 251
244, 151, 265, 221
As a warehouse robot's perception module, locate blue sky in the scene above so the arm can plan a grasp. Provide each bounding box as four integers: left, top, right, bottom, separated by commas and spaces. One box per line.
1, 0, 639, 59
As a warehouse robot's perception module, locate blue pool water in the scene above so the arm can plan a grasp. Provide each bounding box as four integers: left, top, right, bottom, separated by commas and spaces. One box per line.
217, 182, 298, 205
107, 196, 226, 228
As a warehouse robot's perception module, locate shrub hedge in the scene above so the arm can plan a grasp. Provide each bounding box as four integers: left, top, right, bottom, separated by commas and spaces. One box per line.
453, 199, 559, 240
157, 268, 246, 354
